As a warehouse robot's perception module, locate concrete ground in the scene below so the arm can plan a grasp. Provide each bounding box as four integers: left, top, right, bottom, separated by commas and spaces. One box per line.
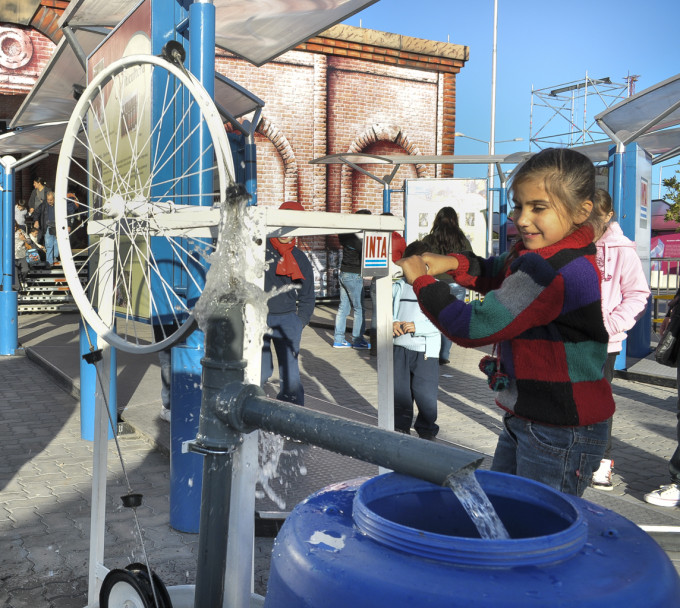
3, 306, 680, 606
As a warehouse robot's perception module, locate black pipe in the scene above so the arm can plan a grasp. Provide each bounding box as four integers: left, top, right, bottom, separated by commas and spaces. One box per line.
193, 305, 246, 608
225, 391, 484, 487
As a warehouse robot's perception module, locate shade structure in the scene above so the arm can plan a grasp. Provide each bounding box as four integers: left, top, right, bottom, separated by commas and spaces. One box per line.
60, 0, 379, 67
9, 27, 107, 129
595, 74, 680, 145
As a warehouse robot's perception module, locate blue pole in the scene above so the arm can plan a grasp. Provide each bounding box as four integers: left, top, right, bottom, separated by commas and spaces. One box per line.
620, 143, 652, 359
608, 145, 628, 370
0, 160, 18, 355
168, 0, 215, 533
383, 187, 390, 214
245, 131, 257, 206
498, 185, 508, 254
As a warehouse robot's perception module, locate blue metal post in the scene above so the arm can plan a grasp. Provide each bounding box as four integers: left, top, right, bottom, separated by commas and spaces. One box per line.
383, 187, 390, 214
621, 143, 652, 359
167, 0, 216, 533
79, 319, 117, 440
0, 160, 18, 355
498, 185, 508, 254
608, 145, 628, 370
245, 130, 258, 206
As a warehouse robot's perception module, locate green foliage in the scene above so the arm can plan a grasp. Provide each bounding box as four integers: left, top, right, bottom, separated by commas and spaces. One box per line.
664, 172, 680, 225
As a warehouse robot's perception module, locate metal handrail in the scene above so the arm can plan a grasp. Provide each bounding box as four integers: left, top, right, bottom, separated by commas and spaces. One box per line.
651, 257, 680, 325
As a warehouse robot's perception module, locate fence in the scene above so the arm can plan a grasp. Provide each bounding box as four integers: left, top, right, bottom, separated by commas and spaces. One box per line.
651, 257, 680, 326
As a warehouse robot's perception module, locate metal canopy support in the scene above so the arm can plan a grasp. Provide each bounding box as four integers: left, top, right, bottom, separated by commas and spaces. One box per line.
311, 152, 529, 255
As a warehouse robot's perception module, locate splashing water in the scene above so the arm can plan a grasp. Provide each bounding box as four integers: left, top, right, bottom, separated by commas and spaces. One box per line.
193, 186, 306, 507
194, 186, 269, 337
446, 468, 511, 540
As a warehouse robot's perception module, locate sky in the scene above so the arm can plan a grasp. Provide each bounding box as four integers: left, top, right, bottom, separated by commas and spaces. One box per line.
343, 0, 680, 195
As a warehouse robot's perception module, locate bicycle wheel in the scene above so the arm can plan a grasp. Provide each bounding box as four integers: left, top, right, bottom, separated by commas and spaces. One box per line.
55, 53, 233, 353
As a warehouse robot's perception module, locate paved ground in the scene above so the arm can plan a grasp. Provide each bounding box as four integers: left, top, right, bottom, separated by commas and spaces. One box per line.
3, 306, 680, 607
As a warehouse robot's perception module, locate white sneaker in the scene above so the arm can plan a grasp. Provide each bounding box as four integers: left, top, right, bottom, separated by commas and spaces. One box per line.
591, 458, 613, 491
644, 484, 680, 507
160, 407, 171, 422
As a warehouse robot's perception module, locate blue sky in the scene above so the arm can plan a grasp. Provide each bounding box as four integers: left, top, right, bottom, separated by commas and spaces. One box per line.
344, 0, 680, 192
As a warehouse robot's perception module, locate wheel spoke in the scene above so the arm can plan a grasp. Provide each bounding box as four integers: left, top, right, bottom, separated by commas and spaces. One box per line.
55, 54, 230, 353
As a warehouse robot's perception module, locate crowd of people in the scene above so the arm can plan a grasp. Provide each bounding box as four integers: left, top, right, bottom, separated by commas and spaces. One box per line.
12, 177, 86, 290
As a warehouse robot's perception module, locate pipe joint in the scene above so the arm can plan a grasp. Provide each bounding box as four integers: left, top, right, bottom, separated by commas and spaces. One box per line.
214, 381, 265, 435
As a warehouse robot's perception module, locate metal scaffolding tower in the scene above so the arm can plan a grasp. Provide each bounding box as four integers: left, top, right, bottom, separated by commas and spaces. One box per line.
529, 72, 629, 151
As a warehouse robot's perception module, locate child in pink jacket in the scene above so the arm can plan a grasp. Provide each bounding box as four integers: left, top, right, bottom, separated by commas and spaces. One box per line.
592, 189, 650, 490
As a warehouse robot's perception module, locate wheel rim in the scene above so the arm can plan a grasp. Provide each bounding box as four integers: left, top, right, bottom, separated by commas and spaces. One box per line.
55, 54, 233, 353
100, 569, 154, 608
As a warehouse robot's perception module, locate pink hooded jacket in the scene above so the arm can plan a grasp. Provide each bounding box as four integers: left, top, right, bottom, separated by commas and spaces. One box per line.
596, 222, 651, 353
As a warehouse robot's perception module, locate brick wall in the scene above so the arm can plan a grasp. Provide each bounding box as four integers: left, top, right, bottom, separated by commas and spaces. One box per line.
1, 18, 468, 295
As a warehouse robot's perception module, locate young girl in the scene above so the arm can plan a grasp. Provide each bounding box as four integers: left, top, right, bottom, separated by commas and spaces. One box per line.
397, 147, 614, 497
590, 189, 650, 490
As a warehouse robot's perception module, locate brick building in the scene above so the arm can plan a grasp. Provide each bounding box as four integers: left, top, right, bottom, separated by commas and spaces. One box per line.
0, 1, 469, 294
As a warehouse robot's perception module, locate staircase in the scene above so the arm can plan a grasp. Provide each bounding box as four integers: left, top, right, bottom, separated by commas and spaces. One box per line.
18, 254, 86, 314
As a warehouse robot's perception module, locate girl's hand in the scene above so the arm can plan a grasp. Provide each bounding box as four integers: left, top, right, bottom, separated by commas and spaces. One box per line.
395, 255, 429, 285
400, 321, 416, 334
393, 321, 405, 337
421, 253, 459, 276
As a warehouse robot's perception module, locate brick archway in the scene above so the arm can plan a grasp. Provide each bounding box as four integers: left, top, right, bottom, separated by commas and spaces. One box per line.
256, 115, 299, 204
341, 124, 427, 212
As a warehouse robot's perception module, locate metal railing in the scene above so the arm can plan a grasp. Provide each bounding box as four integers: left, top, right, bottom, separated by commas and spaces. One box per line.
651, 257, 680, 326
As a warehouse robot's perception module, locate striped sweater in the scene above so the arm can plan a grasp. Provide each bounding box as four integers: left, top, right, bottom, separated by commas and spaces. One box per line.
412, 224, 614, 427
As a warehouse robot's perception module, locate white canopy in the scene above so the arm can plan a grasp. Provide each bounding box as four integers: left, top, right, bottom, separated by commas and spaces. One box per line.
595, 73, 680, 163
60, 0, 379, 66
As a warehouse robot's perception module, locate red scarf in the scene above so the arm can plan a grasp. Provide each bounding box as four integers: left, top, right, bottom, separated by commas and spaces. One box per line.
270, 238, 304, 280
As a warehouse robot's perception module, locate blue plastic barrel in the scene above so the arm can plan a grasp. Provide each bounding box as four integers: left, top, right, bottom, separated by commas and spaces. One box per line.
264, 471, 680, 607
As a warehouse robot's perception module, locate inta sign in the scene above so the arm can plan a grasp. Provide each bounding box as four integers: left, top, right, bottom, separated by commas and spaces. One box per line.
362, 231, 391, 277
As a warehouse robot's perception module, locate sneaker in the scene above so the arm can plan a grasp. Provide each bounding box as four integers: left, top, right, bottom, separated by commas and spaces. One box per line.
591, 458, 613, 491
352, 339, 371, 350
333, 339, 352, 348
644, 484, 680, 507
160, 407, 171, 422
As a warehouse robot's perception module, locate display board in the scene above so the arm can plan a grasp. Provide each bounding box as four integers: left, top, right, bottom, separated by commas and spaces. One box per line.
404, 178, 487, 256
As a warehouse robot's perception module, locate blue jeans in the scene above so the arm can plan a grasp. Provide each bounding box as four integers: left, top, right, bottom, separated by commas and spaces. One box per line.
669, 366, 680, 483
334, 271, 366, 344
439, 283, 466, 360
261, 312, 304, 405
44, 231, 59, 265
491, 412, 609, 496
393, 346, 439, 437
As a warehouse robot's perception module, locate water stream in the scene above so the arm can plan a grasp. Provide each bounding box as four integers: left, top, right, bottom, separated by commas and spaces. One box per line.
194, 188, 301, 507
446, 467, 510, 540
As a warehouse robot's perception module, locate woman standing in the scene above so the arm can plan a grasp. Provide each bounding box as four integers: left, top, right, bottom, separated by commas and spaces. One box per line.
422, 207, 472, 364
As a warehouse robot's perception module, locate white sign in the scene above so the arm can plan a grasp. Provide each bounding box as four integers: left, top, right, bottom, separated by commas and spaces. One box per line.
404, 178, 487, 256
362, 231, 391, 277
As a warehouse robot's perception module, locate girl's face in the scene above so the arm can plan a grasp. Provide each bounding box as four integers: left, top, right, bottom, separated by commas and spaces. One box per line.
511, 179, 589, 250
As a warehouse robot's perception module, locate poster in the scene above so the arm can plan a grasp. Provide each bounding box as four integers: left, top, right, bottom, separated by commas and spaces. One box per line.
404, 178, 487, 256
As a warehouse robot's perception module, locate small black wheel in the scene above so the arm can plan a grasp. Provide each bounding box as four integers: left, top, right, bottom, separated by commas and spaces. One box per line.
100, 563, 172, 608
